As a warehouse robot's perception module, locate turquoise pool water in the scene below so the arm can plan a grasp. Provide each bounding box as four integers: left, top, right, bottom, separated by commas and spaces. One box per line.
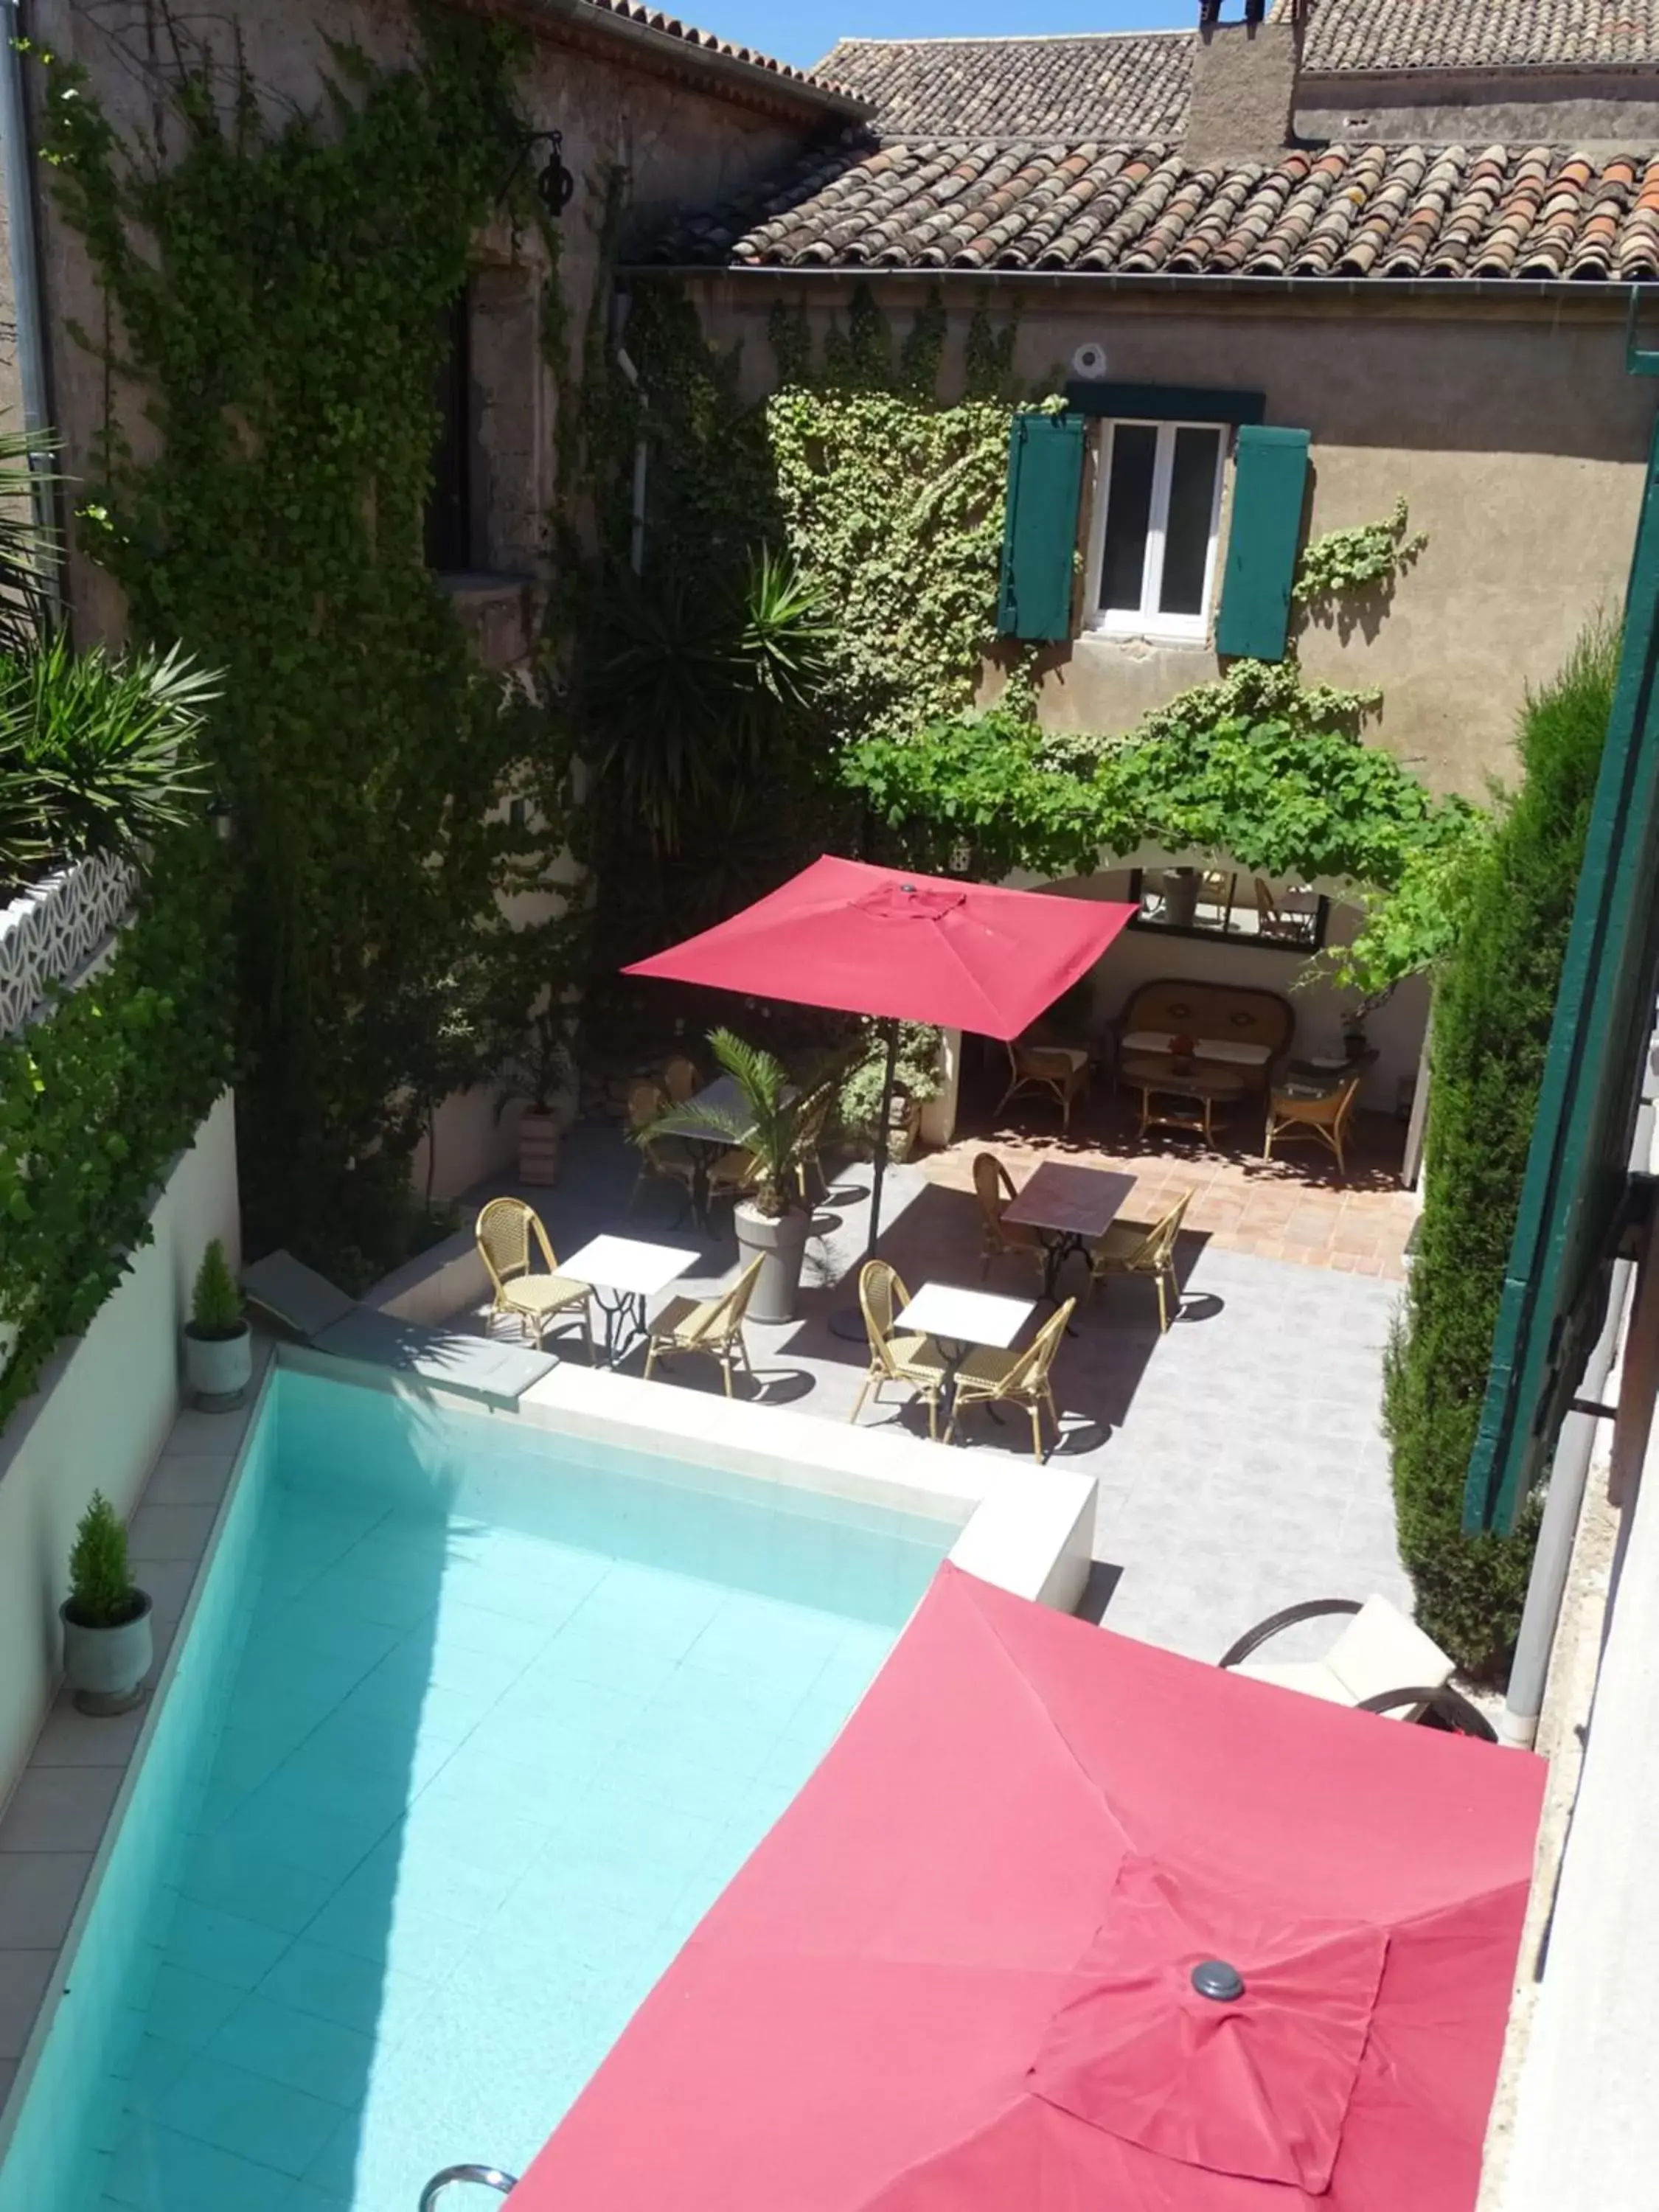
0, 1367, 950, 2212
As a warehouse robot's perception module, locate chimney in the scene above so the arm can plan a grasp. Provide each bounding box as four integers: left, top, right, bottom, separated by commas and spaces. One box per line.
1186, 1, 1306, 168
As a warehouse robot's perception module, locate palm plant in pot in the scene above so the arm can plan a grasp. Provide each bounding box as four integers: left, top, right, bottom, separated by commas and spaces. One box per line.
183, 1239, 251, 1410
60, 1491, 152, 1715
494, 1007, 574, 1186
644, 1028, 836, 1325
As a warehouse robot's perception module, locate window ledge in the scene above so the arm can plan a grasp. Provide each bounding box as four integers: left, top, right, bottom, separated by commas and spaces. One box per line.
1082, 623, 1213, 650
434, 569, 536, 602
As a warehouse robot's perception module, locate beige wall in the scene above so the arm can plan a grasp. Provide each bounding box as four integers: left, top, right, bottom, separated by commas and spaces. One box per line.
687, 278, 1652, 801
0, 1091, 239, 1806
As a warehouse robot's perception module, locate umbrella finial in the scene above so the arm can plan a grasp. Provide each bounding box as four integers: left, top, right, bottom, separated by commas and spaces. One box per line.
1191, 1960, 1245, 2003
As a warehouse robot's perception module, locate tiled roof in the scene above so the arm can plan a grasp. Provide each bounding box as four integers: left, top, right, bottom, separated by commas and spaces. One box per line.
815, 32, 1192, 140
1288, 0, 1659, 73
576, 0, 863, 103
650, 136, 1659, 281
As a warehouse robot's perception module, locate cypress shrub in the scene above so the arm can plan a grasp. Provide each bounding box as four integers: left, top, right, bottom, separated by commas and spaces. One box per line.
1385, 624, 1620, 1674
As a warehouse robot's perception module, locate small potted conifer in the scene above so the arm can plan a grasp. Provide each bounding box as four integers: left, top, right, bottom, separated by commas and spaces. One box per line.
183, 1238, 251, 1410
60, 1492, 153, 1715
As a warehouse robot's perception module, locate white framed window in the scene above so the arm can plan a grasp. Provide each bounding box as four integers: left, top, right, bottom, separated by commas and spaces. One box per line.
1085, 420, 1227, 641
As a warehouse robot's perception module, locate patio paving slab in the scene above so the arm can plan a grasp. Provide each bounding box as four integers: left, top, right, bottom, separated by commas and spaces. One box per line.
448, 1122, 1411, 1665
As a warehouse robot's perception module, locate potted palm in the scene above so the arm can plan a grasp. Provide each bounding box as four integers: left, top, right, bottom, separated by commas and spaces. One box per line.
183, 1238, 251, 1409
60, 1491, 153, 1715
644, 1027, 835, 1324
495, 1009, 574, 1186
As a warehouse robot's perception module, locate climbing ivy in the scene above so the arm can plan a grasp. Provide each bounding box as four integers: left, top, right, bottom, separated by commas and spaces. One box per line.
1293, 497, 1427, 611
0, 829, 235, 1429
38, 12, 582, 1275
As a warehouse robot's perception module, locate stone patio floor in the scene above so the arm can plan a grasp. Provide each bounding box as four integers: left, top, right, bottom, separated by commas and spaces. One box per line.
927, 1071, 1420, 1280
452, 1116, 1413, 1664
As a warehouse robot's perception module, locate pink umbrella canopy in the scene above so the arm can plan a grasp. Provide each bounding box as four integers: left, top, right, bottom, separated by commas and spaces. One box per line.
622, 855, 1136, 1040
513, 1567, 1544, 2212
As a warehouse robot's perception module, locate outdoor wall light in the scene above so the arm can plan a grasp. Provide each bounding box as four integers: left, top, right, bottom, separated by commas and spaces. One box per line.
501, 128, 575, 219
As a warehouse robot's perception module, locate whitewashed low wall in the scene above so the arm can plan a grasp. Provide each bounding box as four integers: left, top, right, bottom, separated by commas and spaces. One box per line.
0, 853, 138, 1037
0, 1091, 240, 1806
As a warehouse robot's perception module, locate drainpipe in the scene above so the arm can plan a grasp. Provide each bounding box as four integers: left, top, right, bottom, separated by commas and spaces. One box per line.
1498, 1088, 1656, 1748
0, 3, 58, 581
609, 291, 647, 576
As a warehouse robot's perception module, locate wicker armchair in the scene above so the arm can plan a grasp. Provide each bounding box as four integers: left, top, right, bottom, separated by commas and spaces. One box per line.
475, 1197, 594, 1358
996, 1038, 1090, 1131
643, 1256, 765, 1398
1086, 1191, 1192, 1333
848, 1261, 949, 1441
972, 1152, 1046, 1282
944, 1300, 1074, 1463
1264, 1073, 1363, 1179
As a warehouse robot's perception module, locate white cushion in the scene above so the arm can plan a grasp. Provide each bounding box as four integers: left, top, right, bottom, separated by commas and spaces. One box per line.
1121, 1029, 1270, 1068
1237, 1658, 1353, 1706
1326, 1597, 1454, 1705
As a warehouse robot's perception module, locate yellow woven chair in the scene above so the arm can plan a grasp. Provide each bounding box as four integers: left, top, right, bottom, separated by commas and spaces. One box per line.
1087, 1190, 1192, 1333
644, 1256, 765, 1398
848, 1260, 949, 1442
972, 1152, 1046, 1282
475, 1197, 594, 1358
792, 1085, 834, 1203
996, 1038, 1090, 1131
944, 1299, 1075, 1464
1264, 1074, 1363, 1180
627, 1078, 698, 1214
661, 1053, 700, 1102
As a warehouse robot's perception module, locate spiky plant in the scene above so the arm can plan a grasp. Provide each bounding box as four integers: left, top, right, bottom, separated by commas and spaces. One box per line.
0, 415, 60, 658
67, 1491, 139, 1629
0, 634, 216, 884
643, 1027, 836, 1219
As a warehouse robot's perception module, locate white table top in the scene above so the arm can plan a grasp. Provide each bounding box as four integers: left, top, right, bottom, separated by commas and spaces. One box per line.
560, 1234, 699, 1297
1001, 1161, 1135, 1239
1121, 1029, 1271, 1068
681, 1073, 796, 1147
896, 1282, 1035, 1349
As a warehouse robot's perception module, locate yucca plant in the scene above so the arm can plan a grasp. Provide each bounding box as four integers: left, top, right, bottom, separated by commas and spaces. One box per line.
643, 1026, 837, 1219
0, 416, 60, 658
0, 634, 216, 885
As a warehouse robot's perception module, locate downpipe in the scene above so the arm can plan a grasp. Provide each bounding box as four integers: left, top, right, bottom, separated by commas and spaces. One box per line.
0, 2, 58, 582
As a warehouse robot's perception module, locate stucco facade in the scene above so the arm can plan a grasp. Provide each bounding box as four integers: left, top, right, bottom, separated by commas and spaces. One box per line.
681, 272, 1652, 800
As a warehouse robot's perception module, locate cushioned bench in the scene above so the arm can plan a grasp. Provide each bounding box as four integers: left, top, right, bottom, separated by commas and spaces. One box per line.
1111, 977, 1295, 1094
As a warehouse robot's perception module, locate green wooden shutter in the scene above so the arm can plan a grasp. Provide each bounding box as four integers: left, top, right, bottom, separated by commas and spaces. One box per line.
1216, 425, 1310, 662
996, 411, 1085, 643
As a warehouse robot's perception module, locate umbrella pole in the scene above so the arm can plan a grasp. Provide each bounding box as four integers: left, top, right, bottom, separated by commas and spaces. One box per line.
827, 1016, 902, 1343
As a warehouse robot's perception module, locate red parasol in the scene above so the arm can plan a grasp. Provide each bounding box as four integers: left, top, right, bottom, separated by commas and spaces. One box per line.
513, 1566, 1543, 2212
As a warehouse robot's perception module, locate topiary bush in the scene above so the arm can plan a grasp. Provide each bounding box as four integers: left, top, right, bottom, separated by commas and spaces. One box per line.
1384, 624, 1620, 1674
66, 1490, 139, 1628
189, 1239, 243, 1340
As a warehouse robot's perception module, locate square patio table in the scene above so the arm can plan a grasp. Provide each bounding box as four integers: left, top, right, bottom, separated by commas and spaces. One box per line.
680, 1073, 797, 1228
561, 1234, 700, 1366
896, 1283, 1037, 1429
1000, 1161, 1136, 1301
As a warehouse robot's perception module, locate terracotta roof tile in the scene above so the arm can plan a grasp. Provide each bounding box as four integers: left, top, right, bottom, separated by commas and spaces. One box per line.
577, 0, 863, 102
816, 31, 1192, 141
647, 133, 1659, 281
1281, 0, 1659, 73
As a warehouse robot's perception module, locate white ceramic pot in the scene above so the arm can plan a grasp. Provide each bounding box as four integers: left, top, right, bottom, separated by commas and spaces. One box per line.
60, 1592, 153, 1716
518, 1108, 560, 1187
734, 1202, 812, 1326
1162, 868, 1200, 928
184, 1322, 252, 1411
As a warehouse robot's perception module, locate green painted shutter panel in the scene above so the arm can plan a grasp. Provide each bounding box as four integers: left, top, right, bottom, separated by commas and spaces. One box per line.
996, 411, 1085, 643
1216, 425, 1310, 662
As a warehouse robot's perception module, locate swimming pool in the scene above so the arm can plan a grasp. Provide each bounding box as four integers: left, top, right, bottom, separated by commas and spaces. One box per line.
0, 1366, 952, 2212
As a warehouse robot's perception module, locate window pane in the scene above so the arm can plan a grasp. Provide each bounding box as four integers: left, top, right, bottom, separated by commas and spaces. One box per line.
1158, 427, 1221, 616
1099, 425, 1157, 613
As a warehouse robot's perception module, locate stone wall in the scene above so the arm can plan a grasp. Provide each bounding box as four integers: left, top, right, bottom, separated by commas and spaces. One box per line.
687, 274, 1649, 799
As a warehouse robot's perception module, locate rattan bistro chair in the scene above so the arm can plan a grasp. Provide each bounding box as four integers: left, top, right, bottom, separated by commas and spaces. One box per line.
475, 1197, 594, 1359
662, 1053, 700, 1102
643, 1256, 765, 1399
996, 1038, 1090, 1132
1086, 1191, 1192, 1333
627, 1078, 698, 1215
848, 1260, 950, 1442
944, 1299, 1075, 1464
1264, 1073, 1363, 1180
972, 1152, 1046, 1283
